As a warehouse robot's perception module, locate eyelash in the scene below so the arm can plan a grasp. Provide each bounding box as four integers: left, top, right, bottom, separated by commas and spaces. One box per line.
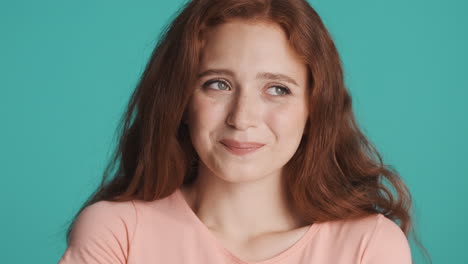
202, 79, 292, 96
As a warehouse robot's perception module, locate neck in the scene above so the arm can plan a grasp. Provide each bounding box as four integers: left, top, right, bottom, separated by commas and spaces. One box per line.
180, 163, 308, 242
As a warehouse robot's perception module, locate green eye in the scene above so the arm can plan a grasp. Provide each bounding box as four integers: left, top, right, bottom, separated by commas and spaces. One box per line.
203, 80, 231, 91
266, 86, 291, 96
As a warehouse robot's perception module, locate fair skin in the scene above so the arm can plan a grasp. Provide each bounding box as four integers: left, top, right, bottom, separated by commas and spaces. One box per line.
182, 19, 310, 261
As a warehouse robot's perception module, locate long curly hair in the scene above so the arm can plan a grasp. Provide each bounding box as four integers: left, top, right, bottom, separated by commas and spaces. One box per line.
65, 0, 430, 262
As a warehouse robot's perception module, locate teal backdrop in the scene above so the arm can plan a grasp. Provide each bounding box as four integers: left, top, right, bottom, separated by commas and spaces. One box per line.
1, 0, 466, 263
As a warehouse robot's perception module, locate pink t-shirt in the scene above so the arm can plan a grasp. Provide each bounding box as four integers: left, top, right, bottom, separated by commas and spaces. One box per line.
58, 188, 412, 264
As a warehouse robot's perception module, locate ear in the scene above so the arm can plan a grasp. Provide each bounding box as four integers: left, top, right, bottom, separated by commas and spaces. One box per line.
303, 119, 310, 135
182, 110, 189, 125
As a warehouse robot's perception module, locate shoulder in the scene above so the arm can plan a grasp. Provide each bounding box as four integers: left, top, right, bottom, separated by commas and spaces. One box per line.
358, 214, 412, 264
320, 213, 411, 263
70, 200, 137, 243
59, 200, 138, 264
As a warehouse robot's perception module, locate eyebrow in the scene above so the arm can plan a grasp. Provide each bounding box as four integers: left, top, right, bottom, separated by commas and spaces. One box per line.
197, 69, 299, 86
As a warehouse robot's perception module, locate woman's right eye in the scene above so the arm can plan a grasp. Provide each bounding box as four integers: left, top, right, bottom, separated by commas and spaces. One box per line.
202, 79, 231, 91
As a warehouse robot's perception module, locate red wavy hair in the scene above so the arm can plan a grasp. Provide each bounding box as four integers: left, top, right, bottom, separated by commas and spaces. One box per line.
65, 0, 430, 262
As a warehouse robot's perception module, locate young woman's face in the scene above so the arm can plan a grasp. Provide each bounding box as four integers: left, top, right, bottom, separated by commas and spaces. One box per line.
186, 20, 309, 183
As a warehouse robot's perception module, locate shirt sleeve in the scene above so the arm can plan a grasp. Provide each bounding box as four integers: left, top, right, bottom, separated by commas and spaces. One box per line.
361, 214, 412, 264
58, 200, 137, 264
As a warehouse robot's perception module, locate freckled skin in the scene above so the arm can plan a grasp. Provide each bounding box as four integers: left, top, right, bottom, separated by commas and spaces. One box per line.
187, 20, 309, 183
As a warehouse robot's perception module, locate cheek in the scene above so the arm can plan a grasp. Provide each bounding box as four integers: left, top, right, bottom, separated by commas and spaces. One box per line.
266, 103, 308, 139
188, 96, 226, 136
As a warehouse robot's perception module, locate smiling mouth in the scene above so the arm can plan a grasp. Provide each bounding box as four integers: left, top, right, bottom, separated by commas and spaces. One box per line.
218, 138, 266, 156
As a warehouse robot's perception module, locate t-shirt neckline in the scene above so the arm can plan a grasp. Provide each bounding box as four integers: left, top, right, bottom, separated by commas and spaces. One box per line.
173, 188, 320, 264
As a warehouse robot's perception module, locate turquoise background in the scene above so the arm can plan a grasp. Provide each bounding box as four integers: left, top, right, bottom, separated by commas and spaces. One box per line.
1, 0, 466, 263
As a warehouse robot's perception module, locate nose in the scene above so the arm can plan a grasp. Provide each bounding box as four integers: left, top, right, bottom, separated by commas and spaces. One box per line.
226, 92, 260, 130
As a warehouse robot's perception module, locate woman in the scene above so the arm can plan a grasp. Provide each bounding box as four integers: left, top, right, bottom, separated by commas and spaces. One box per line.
59, 0, 429, 263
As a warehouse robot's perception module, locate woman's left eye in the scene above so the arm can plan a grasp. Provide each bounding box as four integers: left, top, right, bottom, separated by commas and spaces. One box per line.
266, 86, 291, 96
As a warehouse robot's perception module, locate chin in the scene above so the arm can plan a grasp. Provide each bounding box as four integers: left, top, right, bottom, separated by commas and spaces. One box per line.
215, 168, 270, 183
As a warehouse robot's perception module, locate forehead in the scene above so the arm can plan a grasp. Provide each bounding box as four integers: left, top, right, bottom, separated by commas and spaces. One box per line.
199, 21, 307, 84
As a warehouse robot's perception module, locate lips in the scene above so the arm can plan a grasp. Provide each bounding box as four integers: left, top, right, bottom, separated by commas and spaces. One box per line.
219, 139, 265, 149
219, 139, 265, 156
